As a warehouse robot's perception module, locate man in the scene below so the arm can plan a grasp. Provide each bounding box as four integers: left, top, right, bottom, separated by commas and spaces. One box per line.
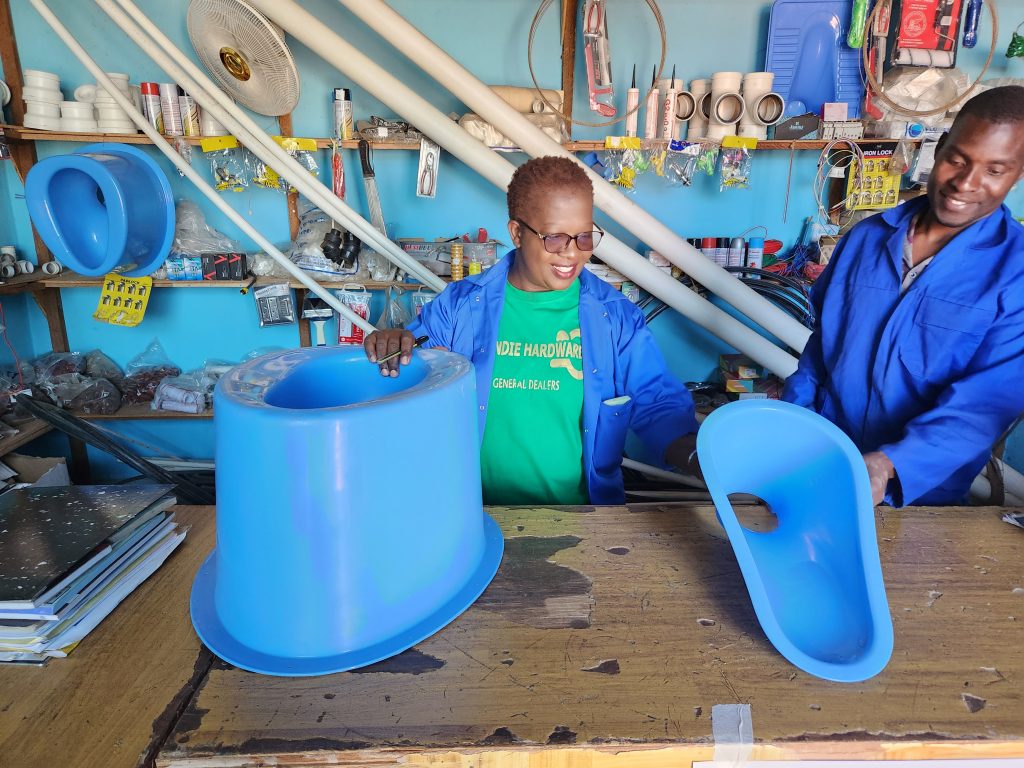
784, 85, 1024, 506
365, 156, 699, 505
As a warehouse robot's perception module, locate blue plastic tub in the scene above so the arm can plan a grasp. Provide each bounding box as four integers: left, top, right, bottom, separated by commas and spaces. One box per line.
191, 346, 504, 676
24, 143, 174, 277
697, 399, 893, 682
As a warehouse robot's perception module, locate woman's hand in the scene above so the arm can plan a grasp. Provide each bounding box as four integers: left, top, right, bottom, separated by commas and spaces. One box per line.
364, 329, 415, 377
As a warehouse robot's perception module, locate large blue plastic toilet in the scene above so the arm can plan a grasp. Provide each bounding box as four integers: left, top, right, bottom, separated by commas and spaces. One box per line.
191, 347, 504, 676
697, 399, 893, 682
24, 143, 174, 277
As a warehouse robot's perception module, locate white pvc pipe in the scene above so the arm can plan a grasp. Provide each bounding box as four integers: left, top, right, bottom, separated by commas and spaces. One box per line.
689, 79, 710, 139
329, 0, 811, 355
989, 457, 1024, 500
245, 0, 799, 378
103, 0, 445, 294
26, 0, 375, 335
969, 469, 1024, 507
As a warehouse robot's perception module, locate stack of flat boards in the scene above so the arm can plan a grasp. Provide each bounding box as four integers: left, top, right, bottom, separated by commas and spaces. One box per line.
0, 484, 186, 664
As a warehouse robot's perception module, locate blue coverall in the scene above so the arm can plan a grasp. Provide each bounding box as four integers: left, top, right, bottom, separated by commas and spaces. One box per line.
783, 197, 1024, 505
407, 252, 698, 504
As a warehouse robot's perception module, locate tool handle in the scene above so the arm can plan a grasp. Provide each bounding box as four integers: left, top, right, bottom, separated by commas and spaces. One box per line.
358, 139, 375, 179
962, 0, 982, 47
847, 0, 868, 47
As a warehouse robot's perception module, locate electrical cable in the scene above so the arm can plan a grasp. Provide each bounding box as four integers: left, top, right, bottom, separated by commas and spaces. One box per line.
528, 0, 667, 129
861, 0, 998, 118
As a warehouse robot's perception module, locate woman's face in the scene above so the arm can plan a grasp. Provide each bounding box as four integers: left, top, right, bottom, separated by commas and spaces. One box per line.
506, 187, 595, 292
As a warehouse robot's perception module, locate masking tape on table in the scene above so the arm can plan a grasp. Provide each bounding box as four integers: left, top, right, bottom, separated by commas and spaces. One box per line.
712, 703, 753, 768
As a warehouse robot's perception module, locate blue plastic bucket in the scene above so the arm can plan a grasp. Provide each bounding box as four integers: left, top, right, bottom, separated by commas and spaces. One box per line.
191, 347, 504, 676
24, 143, 174, 277
697, 399, 893, 682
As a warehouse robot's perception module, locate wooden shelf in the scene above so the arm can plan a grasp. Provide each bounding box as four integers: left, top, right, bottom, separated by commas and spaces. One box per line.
0, 271, 47, 295
37, 272, 443, 292
77, 403, 211, 420
4, 125, 908, 153
0, 417, 52, 456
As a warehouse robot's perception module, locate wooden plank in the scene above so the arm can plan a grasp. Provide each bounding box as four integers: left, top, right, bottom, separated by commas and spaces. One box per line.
76, 403, 212, 420
0, 0, 26, 127
0, 505, 215, 768
36, 272, 442, 292
158, 504, 1024, 766
0, 417, 51, 456
30, 288, 69, 352
560, 0, 579, 138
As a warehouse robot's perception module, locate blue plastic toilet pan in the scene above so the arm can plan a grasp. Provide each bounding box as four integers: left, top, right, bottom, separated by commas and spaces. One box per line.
697, 399, 893, 682
24, 143, 174, 277
191, 347, 504, 676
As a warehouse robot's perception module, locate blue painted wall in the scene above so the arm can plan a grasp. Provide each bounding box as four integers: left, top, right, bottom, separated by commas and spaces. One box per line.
0, 0, 1022, 478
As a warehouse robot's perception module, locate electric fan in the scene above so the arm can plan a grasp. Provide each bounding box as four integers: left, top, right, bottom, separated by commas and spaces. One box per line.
187, 0, 300, 116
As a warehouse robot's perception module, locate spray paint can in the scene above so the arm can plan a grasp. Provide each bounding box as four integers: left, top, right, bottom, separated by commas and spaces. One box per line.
746, 236, 764, 276
450, 243, 464, 281
179, 90, 201, 136
159, 83, 183, 136
140, 82, 162, 132
715, 237, 730, 267
700, 236, 717, 262
333, 88, 353, 141
728, 237, 746, 269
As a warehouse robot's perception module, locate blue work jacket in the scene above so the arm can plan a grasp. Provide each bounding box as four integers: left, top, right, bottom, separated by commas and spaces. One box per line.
783, 197, 1024, 505
407, 252, 698, 504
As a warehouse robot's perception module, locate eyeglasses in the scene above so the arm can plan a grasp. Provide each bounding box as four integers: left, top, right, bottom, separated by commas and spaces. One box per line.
516, 219, 605, 253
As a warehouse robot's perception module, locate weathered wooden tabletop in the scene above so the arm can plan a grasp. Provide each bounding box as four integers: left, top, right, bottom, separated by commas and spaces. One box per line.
2, 504, 1023, 768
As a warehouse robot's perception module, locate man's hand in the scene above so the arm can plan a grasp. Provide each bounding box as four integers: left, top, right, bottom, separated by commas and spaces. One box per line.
364, 329, 415, 377
665, 432, 702, 480
863, 451, 896, 506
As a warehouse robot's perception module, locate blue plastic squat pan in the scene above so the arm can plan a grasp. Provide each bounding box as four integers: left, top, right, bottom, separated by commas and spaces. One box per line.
697, 399, 893, 682
766, 0, 865, 118
191, 347, 504, 676
24, 143, 174, 277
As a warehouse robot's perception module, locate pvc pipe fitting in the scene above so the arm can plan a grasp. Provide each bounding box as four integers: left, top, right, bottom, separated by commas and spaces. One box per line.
16, 260, 34, 274
41, 260, 62, 275
710, 71, 743, 92
0, 265, 15, 279
688, 79, 709, 139
712, 91, 746, 124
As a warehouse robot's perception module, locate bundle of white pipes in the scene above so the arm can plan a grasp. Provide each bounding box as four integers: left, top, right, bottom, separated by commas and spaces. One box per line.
26, 0, 379, 336
235, 0, 805, 378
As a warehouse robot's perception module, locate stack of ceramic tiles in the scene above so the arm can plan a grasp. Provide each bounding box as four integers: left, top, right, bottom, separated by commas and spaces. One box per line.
0, 484, 186, 664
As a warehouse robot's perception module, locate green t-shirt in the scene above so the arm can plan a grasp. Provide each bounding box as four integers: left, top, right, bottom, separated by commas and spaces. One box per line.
480, 280, 587, 505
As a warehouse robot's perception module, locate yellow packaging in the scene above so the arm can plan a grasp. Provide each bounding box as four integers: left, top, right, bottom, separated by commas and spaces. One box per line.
93, 273, 153, 327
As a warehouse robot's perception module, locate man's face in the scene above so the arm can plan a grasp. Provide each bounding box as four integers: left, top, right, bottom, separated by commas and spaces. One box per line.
927, 114, 1024, 231
506, 189, 595, 292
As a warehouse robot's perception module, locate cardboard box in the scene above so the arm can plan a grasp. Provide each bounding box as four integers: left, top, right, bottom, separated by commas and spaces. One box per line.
720, 354, 767, 380
774, 113, 821, 140
228, 252, 247, 280
166, 254, 203, 281
201, 254, 218, 281
6, 454, 70, 487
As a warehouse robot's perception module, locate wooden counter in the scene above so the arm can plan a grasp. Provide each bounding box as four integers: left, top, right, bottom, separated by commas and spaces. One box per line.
1, 504, 1022, 768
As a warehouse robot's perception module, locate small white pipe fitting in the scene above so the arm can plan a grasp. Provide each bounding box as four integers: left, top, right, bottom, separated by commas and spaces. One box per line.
41, 260, 62, 275
16, 260, 34, 274
688, 79, 710, 140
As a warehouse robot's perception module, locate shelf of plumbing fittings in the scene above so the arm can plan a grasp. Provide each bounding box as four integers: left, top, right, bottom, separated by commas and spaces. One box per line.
36, 272, 447, 292
0, 272, 49, 295
0, 127, 918, 153
78, 403, 211, 420
564, 138, 917, 151
2, 126, 436, 150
